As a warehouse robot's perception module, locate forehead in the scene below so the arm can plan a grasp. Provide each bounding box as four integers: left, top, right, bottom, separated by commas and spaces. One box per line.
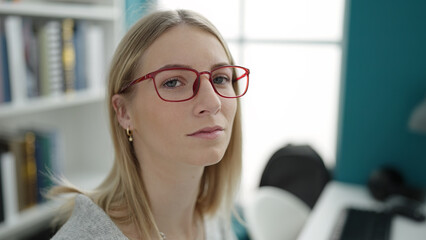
139, 24, 229, 73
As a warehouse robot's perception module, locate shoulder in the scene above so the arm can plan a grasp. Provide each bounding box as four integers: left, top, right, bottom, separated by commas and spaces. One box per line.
204, 214, 237, 240
51, 194, 128, 240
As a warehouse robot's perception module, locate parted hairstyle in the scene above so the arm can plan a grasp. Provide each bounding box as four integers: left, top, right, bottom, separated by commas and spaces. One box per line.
50, 9, 242, 240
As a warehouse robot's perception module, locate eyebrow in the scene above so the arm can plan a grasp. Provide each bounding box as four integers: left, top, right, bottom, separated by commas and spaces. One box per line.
158, 62, 230, 71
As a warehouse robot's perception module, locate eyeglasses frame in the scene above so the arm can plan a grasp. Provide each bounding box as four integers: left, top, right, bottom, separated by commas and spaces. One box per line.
118, 65, 250, 102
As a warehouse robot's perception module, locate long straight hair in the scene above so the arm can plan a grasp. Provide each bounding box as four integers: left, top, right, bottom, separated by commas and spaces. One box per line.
51, 9, 242, 239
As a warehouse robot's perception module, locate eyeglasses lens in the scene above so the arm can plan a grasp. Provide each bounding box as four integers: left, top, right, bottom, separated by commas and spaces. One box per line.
153, 67, 248, 101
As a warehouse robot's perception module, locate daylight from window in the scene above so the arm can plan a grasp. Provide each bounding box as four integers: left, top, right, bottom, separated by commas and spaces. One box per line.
158, 0, 346, 201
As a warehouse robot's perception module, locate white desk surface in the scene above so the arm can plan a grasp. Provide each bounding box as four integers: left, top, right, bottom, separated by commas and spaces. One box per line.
297, 181, 426, 240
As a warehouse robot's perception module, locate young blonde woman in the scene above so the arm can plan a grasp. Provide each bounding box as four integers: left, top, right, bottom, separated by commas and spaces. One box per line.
50, 9, 249, 240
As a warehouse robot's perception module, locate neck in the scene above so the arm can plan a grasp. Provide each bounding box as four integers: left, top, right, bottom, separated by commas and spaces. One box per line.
141, 156, 205, 240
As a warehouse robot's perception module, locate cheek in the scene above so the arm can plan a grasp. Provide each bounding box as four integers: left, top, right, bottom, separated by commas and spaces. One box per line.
223, 99, 238, 123
132, 95, 186, 142
130, 86, 165, 134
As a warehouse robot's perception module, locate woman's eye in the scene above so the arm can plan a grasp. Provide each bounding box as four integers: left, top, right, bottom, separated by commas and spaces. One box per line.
163, 79, 182, 88
213, 76, 230, 85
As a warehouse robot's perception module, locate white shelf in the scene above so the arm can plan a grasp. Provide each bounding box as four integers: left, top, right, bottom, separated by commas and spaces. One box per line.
0, 90, 105, 119
0, 0, 121, 239
0, 2, 121, 21
0, 200, 60, 240
0, 172, 106, 239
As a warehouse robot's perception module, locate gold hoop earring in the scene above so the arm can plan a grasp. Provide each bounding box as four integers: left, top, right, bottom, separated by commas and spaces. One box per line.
126, 127, 133, 142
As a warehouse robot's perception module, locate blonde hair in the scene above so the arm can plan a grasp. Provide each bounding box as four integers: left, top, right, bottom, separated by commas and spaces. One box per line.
51, 9, 242, 239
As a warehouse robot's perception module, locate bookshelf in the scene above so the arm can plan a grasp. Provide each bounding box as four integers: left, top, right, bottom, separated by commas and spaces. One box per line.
0, 172, 106, 240
0, 89, 105, 118
0, 200, 60, 240
0, 0, 125, 239
0, 2, 120, 20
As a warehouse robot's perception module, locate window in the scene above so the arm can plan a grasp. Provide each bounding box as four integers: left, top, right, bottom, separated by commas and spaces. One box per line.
157, 0, 346, 200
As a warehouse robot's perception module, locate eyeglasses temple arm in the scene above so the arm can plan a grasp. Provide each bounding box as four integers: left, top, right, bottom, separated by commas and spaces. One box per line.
118, 75, 151, 93
233, 69, 249, 82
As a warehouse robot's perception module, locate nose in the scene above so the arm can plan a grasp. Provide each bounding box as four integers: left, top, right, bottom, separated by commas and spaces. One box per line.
193, 73, 221, 116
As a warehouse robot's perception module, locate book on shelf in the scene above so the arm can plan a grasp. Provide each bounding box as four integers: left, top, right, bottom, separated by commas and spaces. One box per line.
0, 142, 6, 223
74, 20, 87, 91
0, 15, 105, 106
62, 18, 76, 94
0, 18, 9, 104
26, 128, 61, 203
4, 15, 26, 105
0, 127, 62, 224
85, 22, 105, 93
0, 19, 4, 104
40, 19, 64, 97
23, 17, 39, 99
0, 152, 19, 223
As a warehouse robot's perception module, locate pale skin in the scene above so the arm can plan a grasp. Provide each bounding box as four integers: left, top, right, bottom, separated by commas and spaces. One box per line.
112, 24, 237, 240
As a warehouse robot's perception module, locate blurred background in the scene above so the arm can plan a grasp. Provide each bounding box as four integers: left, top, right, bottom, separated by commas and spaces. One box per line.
2, 0, 426, 239
153, 0, 345, 203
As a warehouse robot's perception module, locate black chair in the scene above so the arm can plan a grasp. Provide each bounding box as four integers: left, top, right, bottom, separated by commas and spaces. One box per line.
259, 144, 331, 209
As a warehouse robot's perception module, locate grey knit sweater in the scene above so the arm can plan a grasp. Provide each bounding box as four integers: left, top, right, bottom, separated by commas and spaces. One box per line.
52, 194, 237, 240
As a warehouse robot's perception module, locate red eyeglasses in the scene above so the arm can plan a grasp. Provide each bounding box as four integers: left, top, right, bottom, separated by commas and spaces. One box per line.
118, 65, 250, 102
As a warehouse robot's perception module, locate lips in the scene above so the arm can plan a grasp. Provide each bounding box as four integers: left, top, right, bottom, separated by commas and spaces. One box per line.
187, 126, 224, 139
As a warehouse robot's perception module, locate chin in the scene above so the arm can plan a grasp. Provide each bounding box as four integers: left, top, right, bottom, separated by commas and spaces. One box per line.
190, 148, 226, 167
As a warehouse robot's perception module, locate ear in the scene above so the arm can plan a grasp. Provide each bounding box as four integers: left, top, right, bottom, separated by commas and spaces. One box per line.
112, 94, 132, 130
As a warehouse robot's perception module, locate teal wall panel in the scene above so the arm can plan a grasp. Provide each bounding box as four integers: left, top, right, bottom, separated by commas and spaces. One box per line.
336, 0, 426, 188
125, 0, 152, 29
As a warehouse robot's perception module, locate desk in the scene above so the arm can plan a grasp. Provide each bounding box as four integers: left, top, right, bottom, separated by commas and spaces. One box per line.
297, 181, 426, 240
